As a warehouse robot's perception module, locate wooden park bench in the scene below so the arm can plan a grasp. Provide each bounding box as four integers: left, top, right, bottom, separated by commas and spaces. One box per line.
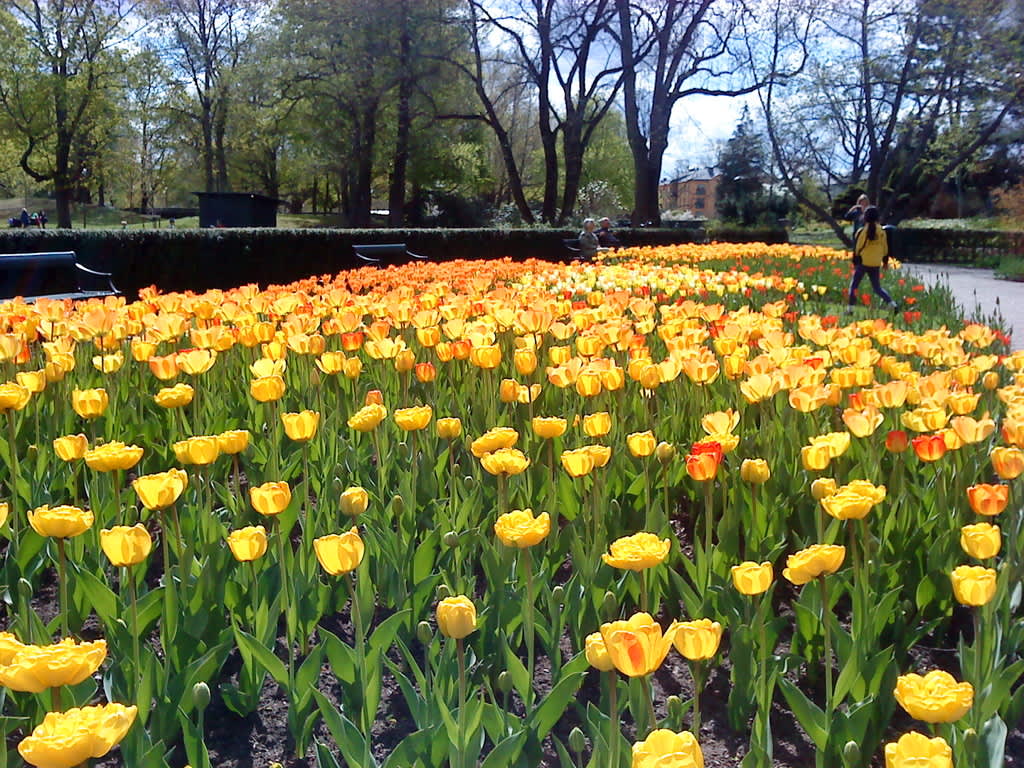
352, 243, 428, 265
0, 252, 119, 302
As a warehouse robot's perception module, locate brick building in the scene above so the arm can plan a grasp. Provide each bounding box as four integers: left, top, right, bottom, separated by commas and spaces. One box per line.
658, 167, 721, 217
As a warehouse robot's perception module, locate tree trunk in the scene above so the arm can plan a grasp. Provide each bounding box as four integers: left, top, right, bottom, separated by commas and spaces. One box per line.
559, 121, 584, 225
388, 2, 412, 228
214, 100, 229, 192
348, 108, 376, 228
201, 104, 215, 193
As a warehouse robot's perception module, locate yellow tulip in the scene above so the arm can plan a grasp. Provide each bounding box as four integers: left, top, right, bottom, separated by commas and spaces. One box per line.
348, 403, 387, 432
782, 544, 846, 585
493, 508, 550, 548
480, 448, 530, 476
154, 383, 194, 409
132, 469, 188, 510
394, 406, 432, 431
18, 703, 137, 767
532, 416, 567, 439
673, 618, 723, 661
960, 523, 1001, 559
83, 442, 143, 472
730, 561, 773, 595
584, 631, 615, 671
436, 595, 477, 639
339, 486, 370, 517
436, 417, 462, 440
583, 411, 611, 437
950, 565, 997, 606
217, 430, 250, 454
560, 448, 595, 477
599, 612, 680, 677
894, 670, 973, 723
630, 729, 703, 768
601, 532, 670, 571
884, 731, 952, 768
173, 436, 220, 465
0, 638, 106, 693
71, 388, 107, 419
627, 430, 656, 458
470, 427, 518, 457
250, 374, 286, 402
314, 527, 366, 575
250, 481, 291, 516
53, 434, 88, 462
227, 525, 269, 562
100, 525, 152, 566
740, 458, 770, 484
27, 505, 94, 538
282, 410, 320, 441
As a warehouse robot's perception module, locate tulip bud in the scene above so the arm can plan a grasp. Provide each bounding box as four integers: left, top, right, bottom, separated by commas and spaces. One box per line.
436, 584, 452, 601
602, 590, 617, 620
443, 531, 460, 548
842, 741, 860, 768
416, 621, 434, 645
391, 494, 405, 517
193, 681, 211, 712
551, 585, 564, 605
666, 695, 684, 722
463, 475, 474, 488
655, 441, 676, 464
963, 728, 978, 753
27, 444, 37, 459
497, 670, 514, 694
568, 727, 587, 755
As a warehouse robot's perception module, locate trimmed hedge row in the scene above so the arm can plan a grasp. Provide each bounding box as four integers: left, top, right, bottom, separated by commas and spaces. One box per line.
894, 228, 1024, 265
0, 226, 787, 298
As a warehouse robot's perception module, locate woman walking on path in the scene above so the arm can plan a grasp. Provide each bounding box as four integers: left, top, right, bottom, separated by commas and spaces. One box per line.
847, 206, 899, 312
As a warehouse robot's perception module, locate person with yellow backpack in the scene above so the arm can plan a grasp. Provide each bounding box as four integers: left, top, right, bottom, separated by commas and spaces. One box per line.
847, 206, 899, 313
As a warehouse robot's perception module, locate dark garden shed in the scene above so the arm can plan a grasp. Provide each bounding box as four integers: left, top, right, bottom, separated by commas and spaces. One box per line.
195, 192, 283, 228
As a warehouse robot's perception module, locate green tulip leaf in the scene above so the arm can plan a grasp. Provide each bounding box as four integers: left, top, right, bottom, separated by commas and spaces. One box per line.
778, 677, 828, 750
234, 626, 288, 688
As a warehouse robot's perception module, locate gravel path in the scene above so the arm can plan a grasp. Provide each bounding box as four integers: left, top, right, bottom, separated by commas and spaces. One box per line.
900, 262, 1024, 349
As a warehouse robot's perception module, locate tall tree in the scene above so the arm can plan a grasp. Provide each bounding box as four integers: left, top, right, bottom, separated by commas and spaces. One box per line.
761, 0, 1024, 243
146, 0, 261, 193
716, 107, 768, 225
0, 0, 134, 227
459, 0, 622, 224
615, 0, 807, 225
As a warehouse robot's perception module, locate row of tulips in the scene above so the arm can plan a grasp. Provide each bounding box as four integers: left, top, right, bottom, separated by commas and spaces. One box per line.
0, 245, 1018, 768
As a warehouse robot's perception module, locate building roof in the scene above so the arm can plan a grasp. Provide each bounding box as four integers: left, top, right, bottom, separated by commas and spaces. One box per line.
193, 192, 287, 205
661, 167, 720, 185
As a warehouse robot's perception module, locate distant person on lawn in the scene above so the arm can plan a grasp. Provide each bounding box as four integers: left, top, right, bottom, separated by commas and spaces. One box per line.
848, 206, 898, 313
19, 208, 29, 228
579, 218, 601, 259
597, 217, 620, 248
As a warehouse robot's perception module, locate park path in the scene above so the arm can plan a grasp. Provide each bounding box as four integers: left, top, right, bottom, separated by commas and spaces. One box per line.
900, 263, 1024, 349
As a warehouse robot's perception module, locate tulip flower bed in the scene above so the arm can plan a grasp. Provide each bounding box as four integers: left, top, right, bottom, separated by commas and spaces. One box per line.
0, 242, 1022, 768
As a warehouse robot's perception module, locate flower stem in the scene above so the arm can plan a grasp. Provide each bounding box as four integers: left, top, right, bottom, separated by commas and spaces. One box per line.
7, 412, 19, 540
640, 674, 657, 736
523, 549, 536, 712
818, 575, 833, 752
57, 537, 69, 638
607, 671, 618, 768
457, 638, 468, 768
345, 573, 371, 768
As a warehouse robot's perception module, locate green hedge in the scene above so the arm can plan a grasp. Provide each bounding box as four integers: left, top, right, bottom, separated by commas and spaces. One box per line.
0, 226, 787, 297
892, 228, 1024, 266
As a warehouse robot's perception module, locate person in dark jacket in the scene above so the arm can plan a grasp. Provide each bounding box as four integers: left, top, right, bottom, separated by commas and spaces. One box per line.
19, 208, 30, 228
844, 194, 870, 235
596, 217, 620, 248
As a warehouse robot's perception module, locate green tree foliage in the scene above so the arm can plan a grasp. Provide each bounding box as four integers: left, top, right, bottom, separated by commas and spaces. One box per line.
0, 1, 132, 227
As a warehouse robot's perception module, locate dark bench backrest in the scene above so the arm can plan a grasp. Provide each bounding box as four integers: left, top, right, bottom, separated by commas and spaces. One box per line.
353, 243, 409, 258
0, 252, 79, 298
